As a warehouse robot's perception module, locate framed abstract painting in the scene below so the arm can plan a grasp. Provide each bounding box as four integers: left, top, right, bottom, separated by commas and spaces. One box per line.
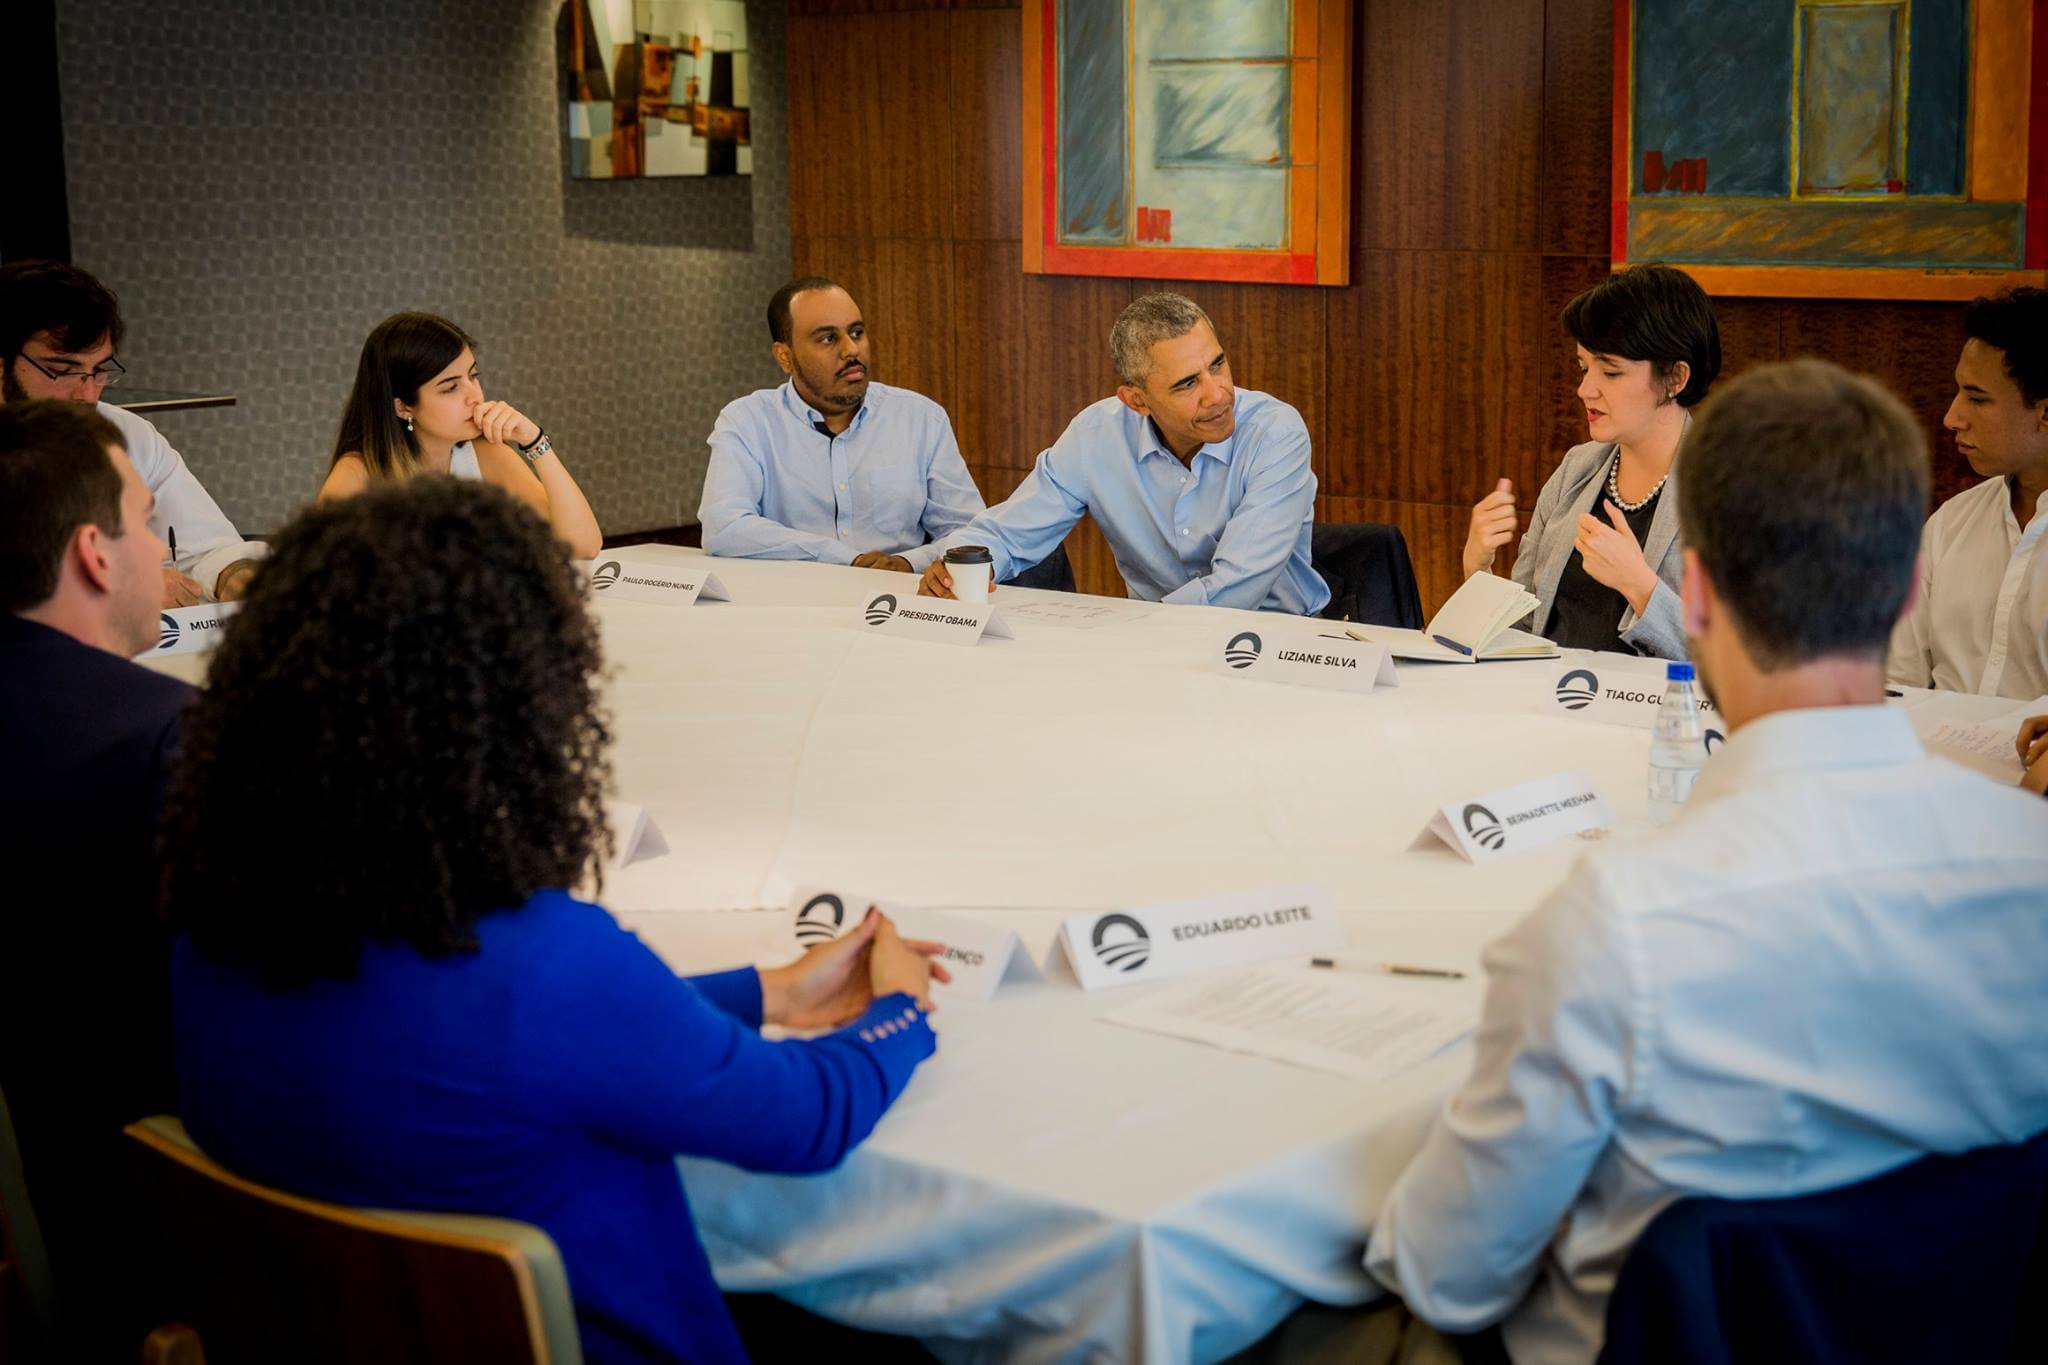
1022, 0, 1351, 286
562, 0, 751, 179
1613, 0, 2048, 299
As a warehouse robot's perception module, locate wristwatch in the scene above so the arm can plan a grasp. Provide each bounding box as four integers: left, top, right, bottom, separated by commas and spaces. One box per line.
514, 428, 553, 465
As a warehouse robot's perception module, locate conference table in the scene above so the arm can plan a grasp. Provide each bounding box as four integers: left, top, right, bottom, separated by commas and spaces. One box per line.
143, 545, 2025, 1364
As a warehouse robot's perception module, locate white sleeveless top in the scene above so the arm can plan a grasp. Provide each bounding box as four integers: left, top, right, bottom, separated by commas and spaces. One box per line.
449, 441, 482, 482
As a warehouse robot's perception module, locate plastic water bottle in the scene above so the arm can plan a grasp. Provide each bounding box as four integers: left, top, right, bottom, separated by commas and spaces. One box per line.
1647, 661, 1709, 827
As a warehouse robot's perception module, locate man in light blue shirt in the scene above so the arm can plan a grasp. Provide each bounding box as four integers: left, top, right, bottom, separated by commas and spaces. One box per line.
1364, 361, 2048, 1365
698, 278, 984, 573
918, 292, 1329, 614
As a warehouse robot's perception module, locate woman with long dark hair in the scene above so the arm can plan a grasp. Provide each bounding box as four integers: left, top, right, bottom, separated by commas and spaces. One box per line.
317, 311, 602, 556
164, 478, 943, 1363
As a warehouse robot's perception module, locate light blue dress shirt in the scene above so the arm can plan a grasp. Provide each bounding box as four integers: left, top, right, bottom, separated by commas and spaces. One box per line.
1366, 705, 2048, 1365
933, 388, 1329, 615
699, 380, 985, 571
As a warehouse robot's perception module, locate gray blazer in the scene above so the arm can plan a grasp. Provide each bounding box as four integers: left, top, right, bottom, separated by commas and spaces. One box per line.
1507, 439, 1688, 660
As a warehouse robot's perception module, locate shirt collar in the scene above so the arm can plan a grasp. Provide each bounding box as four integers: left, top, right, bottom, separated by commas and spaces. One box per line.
1131, 401, 1237, 470
1688, 704, 1924, 808
780, 378, 870, 436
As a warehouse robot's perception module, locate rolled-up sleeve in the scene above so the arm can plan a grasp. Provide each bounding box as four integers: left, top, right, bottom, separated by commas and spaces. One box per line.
933, 440, 1090, 583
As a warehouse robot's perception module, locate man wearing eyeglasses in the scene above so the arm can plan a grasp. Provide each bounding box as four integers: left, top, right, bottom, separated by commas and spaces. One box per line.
1, 261, 262, 606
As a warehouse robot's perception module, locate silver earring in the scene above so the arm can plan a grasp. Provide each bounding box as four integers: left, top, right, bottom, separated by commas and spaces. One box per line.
405, 415, 414, 433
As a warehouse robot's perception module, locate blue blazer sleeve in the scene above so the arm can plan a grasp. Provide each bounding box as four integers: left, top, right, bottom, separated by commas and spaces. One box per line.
520, 905, 934, 1174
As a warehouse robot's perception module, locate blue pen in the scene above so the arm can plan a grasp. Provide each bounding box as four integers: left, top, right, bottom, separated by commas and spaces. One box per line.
1431, 634, 1474, 657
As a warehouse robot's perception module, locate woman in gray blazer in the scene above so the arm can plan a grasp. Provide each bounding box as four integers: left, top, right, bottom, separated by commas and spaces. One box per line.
1462, 264, 1720, 660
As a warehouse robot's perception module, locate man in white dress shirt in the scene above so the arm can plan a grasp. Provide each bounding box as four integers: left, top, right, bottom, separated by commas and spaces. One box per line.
1365, 360, 2048, 1365
2, 261, 262, 607
1887, 286, 2048, 698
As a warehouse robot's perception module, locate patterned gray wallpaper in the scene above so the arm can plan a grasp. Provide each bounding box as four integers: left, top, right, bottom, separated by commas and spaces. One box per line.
55, 0, 791, 537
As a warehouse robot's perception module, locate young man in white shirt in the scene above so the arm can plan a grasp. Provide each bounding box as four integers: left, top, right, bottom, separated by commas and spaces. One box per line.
1364, 360, 2048, 1365
1887, 286, 2048, 698
1, 260, 263, 607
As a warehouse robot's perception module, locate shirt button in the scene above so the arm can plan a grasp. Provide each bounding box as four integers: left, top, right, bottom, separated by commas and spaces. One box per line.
1180, 528, 1190, 536
839, 484, 846, 491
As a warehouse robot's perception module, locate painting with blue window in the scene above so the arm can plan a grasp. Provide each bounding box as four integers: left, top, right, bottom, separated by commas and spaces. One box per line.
1615, 0, 2047, 299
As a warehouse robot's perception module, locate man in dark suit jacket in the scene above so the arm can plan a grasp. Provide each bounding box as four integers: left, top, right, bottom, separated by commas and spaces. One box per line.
0, 400, 194, 1358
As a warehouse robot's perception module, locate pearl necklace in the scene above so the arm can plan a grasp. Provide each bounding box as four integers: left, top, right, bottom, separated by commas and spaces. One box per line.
1606, 455, 1668, 513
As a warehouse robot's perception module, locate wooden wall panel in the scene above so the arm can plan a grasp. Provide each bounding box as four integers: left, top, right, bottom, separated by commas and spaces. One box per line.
787, 13, 954, 239
1325, 250, 1550, 506
950, 7, 1021, 240
1539, 0, 1616, 257
786, 0, 1983, 614
1780, 302, 1976, 506
1355, 0, 1545, 253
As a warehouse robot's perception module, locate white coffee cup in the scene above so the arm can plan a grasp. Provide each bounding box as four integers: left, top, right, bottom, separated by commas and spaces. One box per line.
943, 546, 993, 604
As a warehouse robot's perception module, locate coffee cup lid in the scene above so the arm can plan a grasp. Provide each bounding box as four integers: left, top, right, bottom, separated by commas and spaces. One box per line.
943, 545, 993, 564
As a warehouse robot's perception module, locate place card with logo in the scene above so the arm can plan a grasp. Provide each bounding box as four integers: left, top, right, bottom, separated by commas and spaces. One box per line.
1214, 627, 1399, 695
857, 592, 1014, 646
1545, 664, 1721, 732
588, 558, 731, 606
786, 887, 1036, 1002
148, 602, 240, 657
1052, 884, 1342, 991
605, 800, 671, 868
1416, 770, 1613, 865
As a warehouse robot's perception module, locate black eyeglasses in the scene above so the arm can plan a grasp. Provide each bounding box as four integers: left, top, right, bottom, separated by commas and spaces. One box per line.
15, 351, 126, 388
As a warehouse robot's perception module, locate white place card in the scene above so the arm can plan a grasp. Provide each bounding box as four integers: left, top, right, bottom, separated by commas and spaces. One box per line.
588, 558, 730, 606
1053, 884, 1342, 992
147, 602, 239, 657
1545, 663, 1721, 730
604, 800, 671, 868
1417, 769, 1613, 864
856, 592, 1014, 646
1214, 627, 1399, 695
786, 887, 1037, 1002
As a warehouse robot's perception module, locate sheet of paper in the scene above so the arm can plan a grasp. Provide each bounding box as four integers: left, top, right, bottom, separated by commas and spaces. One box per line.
1102, 967, 1479, 1083
996, 596, 1155, 630
1922, 694, 2044, 783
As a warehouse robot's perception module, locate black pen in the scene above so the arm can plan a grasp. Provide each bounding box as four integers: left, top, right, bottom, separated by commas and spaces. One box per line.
168, 525, 178, 562
1312, 956, 1467, 980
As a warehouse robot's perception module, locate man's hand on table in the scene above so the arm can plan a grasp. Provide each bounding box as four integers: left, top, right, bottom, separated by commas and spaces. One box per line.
160, 566, 206, 608
758, 906, 951, 1028
852, 552, 914, 573
213, 557, 261, 602
2019, 716, 2048, 796
917, 560, 997, 600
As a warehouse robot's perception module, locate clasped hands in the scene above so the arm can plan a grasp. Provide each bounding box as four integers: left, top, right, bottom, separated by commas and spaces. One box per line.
756, 905, 953, 1030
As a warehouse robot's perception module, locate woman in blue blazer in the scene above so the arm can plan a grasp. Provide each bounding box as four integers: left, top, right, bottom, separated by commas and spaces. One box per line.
1463, 264, 1721, 659
161, 478, 946, 1364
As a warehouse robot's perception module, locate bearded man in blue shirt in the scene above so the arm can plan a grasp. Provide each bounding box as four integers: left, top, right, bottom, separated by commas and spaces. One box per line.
919, 290, 1329, 615
699, 277, 985, 573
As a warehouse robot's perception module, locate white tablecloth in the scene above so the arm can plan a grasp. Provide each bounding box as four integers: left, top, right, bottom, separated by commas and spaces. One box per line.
141, 545, 2014, 1364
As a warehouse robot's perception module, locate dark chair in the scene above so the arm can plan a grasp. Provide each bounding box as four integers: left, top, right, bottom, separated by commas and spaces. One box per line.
1598, 1128, 2048, 1365
1, 1083, 61, 1363
1311, 523, 1423, 628
999, 543, 1076, 593
126, 1115, 583, 1365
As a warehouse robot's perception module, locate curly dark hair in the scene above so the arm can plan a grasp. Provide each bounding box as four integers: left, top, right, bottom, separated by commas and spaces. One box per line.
162, 477, 614, 986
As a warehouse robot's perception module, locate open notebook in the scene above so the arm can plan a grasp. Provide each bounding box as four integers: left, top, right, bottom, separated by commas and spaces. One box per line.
1345, 572, 1559, 663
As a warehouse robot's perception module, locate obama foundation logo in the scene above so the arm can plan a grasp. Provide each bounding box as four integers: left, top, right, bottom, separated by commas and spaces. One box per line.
1090, 913, 1152, 973
794, 893, 847, 946
1224, 632, 1262, 669
1462, 803, 1506, 852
